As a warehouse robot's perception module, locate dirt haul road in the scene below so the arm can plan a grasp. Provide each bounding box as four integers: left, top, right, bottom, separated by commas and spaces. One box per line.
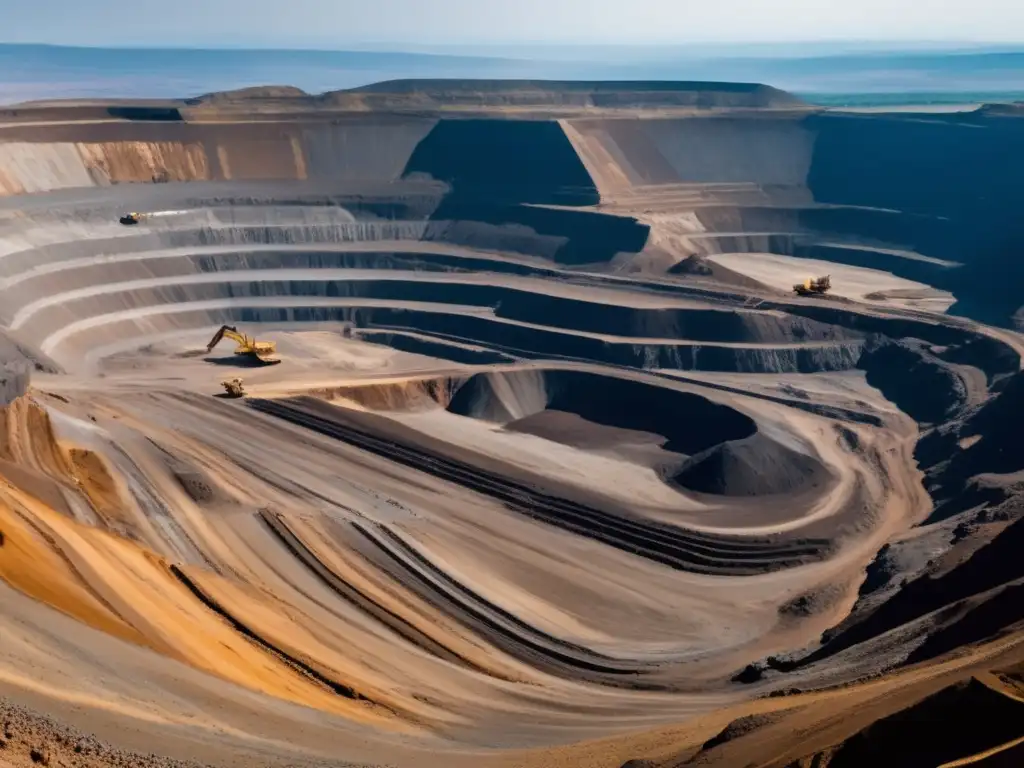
0, 82, 1022, 768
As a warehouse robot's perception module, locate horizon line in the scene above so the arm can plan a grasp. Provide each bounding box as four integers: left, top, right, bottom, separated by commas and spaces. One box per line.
5, 39, 1024, 53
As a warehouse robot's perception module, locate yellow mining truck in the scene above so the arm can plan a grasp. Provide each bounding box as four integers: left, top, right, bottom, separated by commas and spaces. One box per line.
793, 275, 832, 297
221, 378, 246, 398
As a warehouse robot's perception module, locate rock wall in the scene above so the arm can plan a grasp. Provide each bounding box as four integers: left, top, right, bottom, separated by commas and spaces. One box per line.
0, 117, 438, 192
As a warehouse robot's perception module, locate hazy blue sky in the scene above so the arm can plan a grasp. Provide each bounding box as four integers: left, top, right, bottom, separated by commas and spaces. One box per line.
3, 0, 1024, 48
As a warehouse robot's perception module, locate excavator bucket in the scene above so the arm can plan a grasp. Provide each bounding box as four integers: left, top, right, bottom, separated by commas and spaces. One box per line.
251, 350, 281, 365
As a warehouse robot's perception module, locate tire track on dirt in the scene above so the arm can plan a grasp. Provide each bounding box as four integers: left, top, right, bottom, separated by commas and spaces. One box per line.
348, 519, 666, 688
257, 508, 503, 677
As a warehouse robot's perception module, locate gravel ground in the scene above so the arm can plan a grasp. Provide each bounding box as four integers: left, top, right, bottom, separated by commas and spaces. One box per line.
0, 697, 212, 768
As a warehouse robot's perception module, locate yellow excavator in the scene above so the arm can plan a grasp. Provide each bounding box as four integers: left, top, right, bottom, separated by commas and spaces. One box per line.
793, 275, 832, 297
206, 325, 280, 364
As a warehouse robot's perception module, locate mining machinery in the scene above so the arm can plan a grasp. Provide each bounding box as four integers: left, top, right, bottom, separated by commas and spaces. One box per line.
221, 378, 246, 398
793, 275, 832, 297
205, 325, 280, 364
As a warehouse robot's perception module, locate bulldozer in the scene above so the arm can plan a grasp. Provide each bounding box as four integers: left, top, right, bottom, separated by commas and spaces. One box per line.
221, 378, 246, 398
206, 325, 280, 365
793, 275, 832, 297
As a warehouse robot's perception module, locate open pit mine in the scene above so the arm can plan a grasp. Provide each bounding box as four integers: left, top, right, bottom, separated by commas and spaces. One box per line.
0, 81, 1023, 768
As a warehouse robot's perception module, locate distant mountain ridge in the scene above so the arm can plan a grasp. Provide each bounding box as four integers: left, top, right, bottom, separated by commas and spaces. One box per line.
2, 42, 1024, 105
192, 79, 803, 111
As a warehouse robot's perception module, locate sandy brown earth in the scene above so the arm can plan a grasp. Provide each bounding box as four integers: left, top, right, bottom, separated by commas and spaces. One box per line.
0, 81, 1023, 768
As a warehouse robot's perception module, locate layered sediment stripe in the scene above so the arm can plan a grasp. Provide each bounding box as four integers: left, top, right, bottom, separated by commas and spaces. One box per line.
0, 117, 440, 194
35, 297, 864, 378
11, 270, 718, 331
248, 396, 834, 576
37, 298, 489, 355
0, 242, 556, 291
